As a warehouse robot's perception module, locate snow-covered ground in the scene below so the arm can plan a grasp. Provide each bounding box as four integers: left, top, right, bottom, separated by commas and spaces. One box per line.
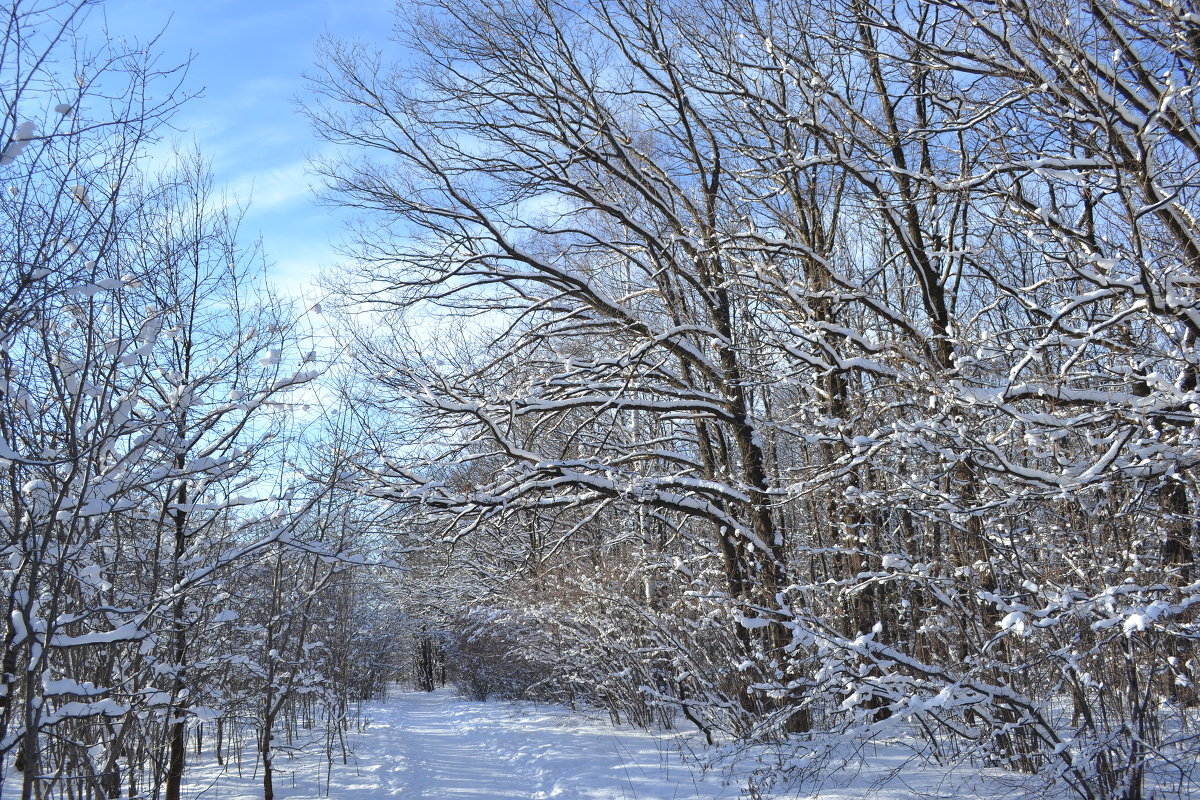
183, 689, 741, 800
0, 689, 1049, 799
180, 690, 1032, 800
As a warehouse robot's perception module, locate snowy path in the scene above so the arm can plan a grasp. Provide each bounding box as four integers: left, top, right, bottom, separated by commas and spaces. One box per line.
341, 691, 546, 799
184, 689, 741, 800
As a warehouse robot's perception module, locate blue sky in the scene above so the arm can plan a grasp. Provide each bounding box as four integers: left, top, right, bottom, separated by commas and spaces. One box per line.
83, 0, 399, 294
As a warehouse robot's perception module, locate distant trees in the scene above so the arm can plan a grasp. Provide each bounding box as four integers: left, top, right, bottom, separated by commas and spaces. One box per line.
311, 0, 1200, 797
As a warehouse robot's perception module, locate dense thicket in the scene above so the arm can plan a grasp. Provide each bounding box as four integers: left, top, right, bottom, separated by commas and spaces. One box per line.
309, 0, 1200, 797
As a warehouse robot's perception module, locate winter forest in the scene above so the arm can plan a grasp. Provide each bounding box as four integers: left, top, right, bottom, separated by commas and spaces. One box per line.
3, 0, 1200, 797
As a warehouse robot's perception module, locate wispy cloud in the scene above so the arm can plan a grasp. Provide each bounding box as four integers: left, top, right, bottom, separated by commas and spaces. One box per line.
225, 158, 316, 211
82, 0, 394, 305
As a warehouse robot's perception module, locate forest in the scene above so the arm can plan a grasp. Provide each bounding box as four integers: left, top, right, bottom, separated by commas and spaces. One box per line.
2, 0, 1200, 798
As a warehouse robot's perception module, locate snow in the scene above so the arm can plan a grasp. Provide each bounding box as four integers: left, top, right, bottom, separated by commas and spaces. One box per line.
181, 689, 743, 800
0, 121, 35, 165
51, 622, 145, 647
167, 689, 1043, 800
